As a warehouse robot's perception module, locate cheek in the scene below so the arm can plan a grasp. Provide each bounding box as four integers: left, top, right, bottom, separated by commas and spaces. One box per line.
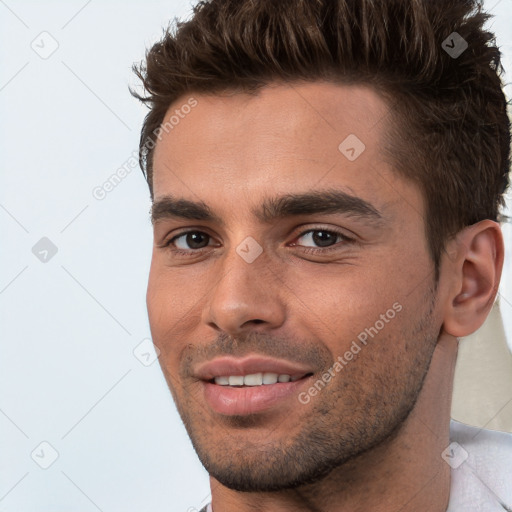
147, 257, 205, 318
283, 252, 434, 369
146, 264, 203, 363
283, 264, 405, 342
146, 263, 168, 332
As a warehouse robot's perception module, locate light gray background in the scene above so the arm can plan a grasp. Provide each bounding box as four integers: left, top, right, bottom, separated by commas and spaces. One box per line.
1, 1, 511, 511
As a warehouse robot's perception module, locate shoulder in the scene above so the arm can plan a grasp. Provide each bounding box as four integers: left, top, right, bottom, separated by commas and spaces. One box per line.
447, 419, 512, 511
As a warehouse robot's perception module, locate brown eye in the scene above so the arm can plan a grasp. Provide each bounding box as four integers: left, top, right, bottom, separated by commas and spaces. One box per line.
164, 230, 215, 254
174, 231, 210, 249
294, 229, 350, 249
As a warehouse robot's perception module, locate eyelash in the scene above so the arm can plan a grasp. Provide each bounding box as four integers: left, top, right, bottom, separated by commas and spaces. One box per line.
162, 227, 355, 257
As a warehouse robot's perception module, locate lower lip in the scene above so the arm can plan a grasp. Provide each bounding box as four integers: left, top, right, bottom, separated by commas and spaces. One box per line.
203, 378, 310, 416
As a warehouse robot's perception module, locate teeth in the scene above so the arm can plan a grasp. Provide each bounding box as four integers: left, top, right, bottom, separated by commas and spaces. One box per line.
228, 375, 244, 386
262, 372, 278, 384
244, 373, 263, 386
213, 373, 296, 386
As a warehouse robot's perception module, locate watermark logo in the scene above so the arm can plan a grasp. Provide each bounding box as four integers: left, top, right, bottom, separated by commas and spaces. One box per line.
338, 134, 366, 161
93, 97, 198, 201
133, 338, 160, 367
143, 97, 199, 153
31, 31, 59, 60
236, 236, 263, 263
32, 237, 58, 263
31, 441, 59, 469
441, 442, 468, 469
298, 302, 403, 404
442, 32, 468, 59
92, 150, 139, 200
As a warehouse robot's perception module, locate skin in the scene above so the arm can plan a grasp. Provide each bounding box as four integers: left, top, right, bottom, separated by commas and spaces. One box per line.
147, 81, 504, 511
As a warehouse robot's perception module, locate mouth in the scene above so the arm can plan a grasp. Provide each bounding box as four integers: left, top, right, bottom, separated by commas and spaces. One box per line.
208, 372, 312, 386
195, 356, 315, 416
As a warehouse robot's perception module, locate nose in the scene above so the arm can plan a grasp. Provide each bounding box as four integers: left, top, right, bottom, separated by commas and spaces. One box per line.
202, 240, 286, 336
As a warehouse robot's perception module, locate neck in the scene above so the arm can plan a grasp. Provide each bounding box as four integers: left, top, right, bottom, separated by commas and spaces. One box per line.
209, 333, 459, 512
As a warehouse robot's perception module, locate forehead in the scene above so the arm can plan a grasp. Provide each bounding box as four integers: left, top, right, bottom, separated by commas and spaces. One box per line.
151, 81, 422, 220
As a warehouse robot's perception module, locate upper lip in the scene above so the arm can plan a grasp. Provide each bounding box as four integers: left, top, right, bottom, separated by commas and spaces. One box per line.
194, 355, 314, 381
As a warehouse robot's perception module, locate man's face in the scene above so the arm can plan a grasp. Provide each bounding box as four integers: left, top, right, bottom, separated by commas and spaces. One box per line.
147, 82, 444, 491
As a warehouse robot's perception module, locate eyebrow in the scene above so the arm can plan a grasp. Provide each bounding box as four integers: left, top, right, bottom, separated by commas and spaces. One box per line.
150, 189, 383, 227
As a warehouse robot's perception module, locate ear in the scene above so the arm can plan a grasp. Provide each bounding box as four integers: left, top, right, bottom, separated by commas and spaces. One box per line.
442, 220, 504, 337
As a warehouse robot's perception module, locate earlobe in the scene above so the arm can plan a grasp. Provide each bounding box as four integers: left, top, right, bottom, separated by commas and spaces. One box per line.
443, 220, 504, 338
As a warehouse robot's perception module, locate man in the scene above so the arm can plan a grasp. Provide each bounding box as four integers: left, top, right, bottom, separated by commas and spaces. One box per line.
131, 0, 512, 510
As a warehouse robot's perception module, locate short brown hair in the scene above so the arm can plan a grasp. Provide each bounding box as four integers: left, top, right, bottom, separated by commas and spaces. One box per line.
131, 0, 511, 275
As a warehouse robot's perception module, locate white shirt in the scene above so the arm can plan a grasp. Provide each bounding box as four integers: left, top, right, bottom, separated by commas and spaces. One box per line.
447, 419, 512, 511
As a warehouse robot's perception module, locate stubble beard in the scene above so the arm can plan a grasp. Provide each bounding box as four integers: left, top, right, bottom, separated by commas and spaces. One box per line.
170, 296, 439, 493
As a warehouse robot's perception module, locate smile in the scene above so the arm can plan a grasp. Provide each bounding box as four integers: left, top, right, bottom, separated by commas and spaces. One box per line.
212, 372, 306, 386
